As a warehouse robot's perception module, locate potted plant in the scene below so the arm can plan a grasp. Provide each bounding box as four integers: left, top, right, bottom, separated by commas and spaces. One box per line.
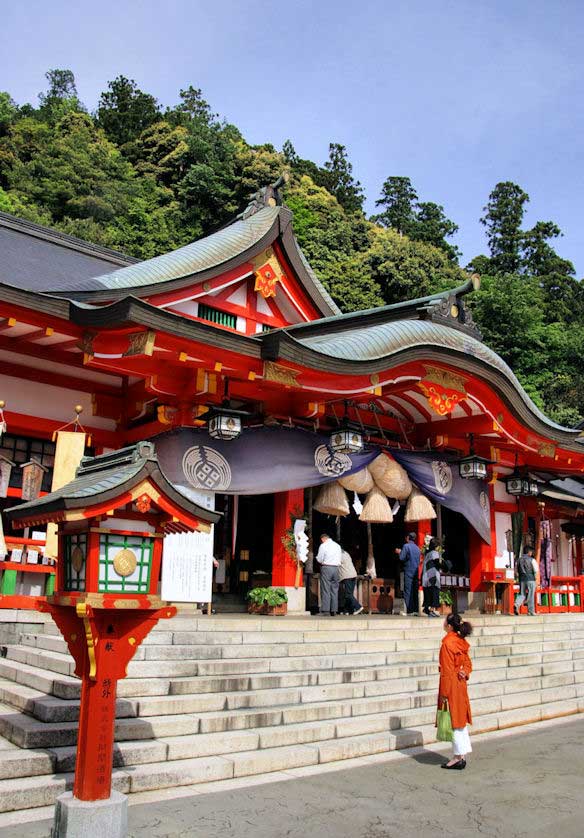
247, 586, 288, 615
439, 589, 454, 615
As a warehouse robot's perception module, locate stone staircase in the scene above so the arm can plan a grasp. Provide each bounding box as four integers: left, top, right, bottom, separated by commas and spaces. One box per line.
0, 612, 582, 813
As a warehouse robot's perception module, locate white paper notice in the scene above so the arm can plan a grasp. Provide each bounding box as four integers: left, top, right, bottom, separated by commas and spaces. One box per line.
161, 528, 214, 603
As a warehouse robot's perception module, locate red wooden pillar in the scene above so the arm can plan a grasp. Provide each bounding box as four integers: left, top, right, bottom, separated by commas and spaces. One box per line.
39, 603, 175, 801
414, 520, 432, 587
272, 489, 304, 587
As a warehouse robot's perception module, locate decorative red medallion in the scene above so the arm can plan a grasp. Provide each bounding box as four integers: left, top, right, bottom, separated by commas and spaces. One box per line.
135, 493, 152, 513
254, 264, 280, 299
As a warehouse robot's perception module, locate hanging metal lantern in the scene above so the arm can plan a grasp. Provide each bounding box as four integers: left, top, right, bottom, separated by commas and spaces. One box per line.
330, 423, 364, 455
329, 401, 364, 454
202, 377, 251, 441
505, 471, 539, 497
0, 455, 15, 498
208, 408, 243, 441
458, 434, 493, 480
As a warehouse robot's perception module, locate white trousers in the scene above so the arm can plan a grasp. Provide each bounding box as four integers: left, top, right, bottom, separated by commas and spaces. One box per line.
452, 726, 472, 756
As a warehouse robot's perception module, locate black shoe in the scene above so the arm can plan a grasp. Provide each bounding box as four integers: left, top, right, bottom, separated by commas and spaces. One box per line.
330, 611, 336, 616
441, 759, 466, 770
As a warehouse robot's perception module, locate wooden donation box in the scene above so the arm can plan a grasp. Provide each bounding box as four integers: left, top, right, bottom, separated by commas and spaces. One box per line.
481, 570, 514, 615
6, 441, 219, 803
367, 578, 395, 614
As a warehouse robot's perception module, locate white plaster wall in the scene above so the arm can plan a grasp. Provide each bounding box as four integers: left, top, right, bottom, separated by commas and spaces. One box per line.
494, 480, 517, 503
494, 510, 513, 569
0, 374, 117, 431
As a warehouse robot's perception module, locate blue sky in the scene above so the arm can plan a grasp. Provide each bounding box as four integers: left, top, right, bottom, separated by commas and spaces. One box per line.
1, 0, 583, 274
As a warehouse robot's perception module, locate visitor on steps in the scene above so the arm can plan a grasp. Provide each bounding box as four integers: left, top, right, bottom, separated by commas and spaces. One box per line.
438, 613, 473, 770
397, 532, 421, 615
316, 533, 342, 616
339, 548, 364, 615
515, 547, 538, 616
422, 538, 441, 617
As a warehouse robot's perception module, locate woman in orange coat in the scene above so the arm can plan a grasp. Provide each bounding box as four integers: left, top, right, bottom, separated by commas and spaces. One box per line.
438, 612, 473, 769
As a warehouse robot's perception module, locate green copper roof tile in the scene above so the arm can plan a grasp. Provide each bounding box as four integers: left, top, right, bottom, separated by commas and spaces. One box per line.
58, 207, 280, 293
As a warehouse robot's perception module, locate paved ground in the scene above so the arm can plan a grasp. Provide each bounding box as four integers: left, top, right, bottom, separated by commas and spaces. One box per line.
1, 716, 583, 838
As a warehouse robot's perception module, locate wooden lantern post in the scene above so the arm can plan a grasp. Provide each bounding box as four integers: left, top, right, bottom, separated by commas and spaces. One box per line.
6, 442, 219, 835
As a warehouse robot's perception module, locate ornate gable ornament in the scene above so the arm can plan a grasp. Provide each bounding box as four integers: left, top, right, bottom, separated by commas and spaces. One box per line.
417, 366, 468, 417
419, 275, 482, 339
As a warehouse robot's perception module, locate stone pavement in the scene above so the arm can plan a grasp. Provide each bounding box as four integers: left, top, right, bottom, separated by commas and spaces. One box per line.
1, 715, 582, 838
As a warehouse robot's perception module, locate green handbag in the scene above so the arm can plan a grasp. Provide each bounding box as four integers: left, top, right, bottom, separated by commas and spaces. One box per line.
436, 698, 453, 742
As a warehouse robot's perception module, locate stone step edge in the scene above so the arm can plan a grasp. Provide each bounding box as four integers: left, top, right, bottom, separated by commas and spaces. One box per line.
0, 701, 581, 813
1, 663, 581, 727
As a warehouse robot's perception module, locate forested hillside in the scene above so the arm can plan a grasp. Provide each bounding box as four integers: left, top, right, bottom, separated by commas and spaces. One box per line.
1, 71, 582, 427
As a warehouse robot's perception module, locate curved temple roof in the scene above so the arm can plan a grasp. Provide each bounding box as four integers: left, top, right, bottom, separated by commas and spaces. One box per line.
291, 318, 573, 436
46, 206, 340, 317
60, 207, 281, 294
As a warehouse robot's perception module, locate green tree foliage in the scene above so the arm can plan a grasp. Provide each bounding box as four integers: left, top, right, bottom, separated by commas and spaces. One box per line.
374, 176, 418, 234
321, 143, 364, 213
0, 72, 582, 425
480, 181, 529, 274
38, 69, 84, 123
373, 176, 459, 260
96, 76, 160, 147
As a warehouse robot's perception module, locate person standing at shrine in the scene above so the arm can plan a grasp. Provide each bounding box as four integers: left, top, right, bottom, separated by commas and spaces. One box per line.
515, 546, 538, 616
422, 538, 441, 617
339, 547, 364, 615
397, 532, 421, 615
316, 533, 342, 616
439, 612, 473, 770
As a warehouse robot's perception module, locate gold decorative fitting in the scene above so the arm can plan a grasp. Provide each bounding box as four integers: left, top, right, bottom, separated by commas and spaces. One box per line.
370, 373, 380, 386
263, 361, 300, 387
128, 637, 136, 646
421, 365, 467, 394
71, 545, 84, 573
113, 548, 138, 578
538, 442, 556, 458
450, 304, 459, 318
124, 330, 156, 358
76, 602, 97, 680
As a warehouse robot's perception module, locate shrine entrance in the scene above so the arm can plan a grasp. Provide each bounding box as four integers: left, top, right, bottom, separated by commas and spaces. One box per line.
211, 494, 275, 606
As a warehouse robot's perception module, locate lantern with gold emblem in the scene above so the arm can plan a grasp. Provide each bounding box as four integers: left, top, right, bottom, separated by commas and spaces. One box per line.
6, 441, 219, 829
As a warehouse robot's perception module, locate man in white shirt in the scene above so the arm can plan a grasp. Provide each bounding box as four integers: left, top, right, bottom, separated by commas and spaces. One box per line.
316, 533, 342, 616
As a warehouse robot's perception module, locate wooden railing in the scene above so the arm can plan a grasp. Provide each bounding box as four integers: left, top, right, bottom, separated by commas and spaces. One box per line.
514, 575, 584, 613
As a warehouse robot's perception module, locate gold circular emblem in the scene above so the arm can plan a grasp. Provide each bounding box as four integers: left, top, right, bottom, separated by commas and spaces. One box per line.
370, 373, 380, 386
113, 548, 137, 578
450, 304, 459, 318
71, 546, 84, 573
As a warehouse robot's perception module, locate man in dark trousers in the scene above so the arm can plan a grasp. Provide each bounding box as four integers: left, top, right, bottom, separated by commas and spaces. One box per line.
397, 532, 421, 615
515, 546, 539, 616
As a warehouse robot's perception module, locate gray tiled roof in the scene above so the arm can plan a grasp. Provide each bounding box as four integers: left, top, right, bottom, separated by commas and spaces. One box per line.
6, 442, 220, 525
0, 212, 134, 292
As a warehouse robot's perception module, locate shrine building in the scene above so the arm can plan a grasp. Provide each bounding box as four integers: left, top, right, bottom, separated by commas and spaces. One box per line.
1, 185, 584, 615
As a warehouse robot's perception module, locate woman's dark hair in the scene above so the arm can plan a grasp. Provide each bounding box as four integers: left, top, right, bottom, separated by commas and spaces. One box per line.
428, 538, 438, 551
447, 612, 473, 638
